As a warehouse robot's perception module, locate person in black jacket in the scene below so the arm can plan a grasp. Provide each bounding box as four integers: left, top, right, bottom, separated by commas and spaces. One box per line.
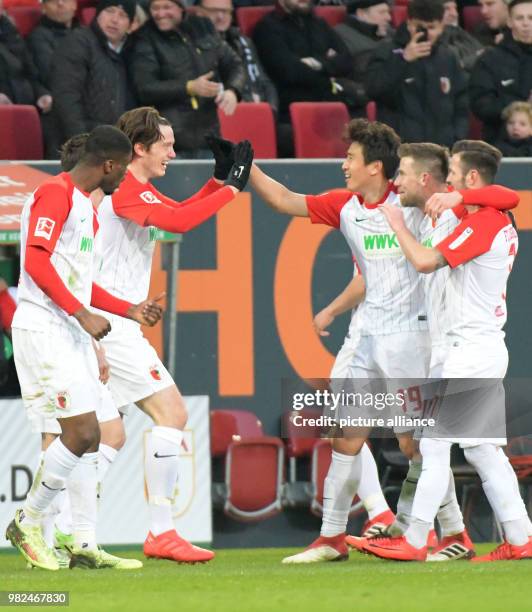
27, 0, 80, 157
474, 0, 510, 46
366, 0, 469, 147
130, 0, 245, 157
196, 0, 278, 112
0, 9, 51, 113
470, 0, 532, 143
49, 0, 138, 143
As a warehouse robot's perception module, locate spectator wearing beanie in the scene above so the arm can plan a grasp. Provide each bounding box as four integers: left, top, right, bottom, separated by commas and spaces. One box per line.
49, 0, 138, 143
130, 0, 245, 157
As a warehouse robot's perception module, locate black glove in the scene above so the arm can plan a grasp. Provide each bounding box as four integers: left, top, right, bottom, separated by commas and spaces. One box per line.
225, 140, 254, 191
205, 134, 235, 180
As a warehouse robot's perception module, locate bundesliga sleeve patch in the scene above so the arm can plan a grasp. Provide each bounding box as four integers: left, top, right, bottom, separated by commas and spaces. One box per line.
448, 227, 473, 250
34, 217, 55, 240
140, 191, 162, 204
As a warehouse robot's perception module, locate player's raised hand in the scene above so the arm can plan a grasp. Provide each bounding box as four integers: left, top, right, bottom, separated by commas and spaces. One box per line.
205, 134, 235, 181
225, 140, 254, 191
128, 292, 165, 327
425, 191, 463, 221
73, 308, 111, 341
313, 307, 335, 337
380, 203, 406, 232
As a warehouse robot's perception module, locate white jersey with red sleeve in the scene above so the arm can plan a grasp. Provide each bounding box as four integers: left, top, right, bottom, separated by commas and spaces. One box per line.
13, 173, 96, 339
306, 185, 427, 335
436, 207, 518, 343
419, 208, 462, 345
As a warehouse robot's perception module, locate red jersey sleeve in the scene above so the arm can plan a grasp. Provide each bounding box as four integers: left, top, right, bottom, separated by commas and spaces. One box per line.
26, 184, 71, 253
437, 208, 510, 268
306, 190, 352, 228
0, 289, 16, 329
459, 185, 519, 210
91, 283, 132, 317
155, 178, 222, 209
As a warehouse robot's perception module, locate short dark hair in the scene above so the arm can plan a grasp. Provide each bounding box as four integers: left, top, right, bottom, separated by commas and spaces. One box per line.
343, 118, 400, 179
82, 125, 132, 165
116, 107, 172, 151
509, 0, 532, 13
398, 143, 449, 183
60, 133, 89, 172
408, 0, 445, 21
451, 140, 502, 184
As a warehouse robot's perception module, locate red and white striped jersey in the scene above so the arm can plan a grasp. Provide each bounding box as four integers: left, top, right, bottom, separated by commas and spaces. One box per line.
419, 209, 462, 345
436, 207, 518, 343
13, 173, 96, 338
307, 184, 427, 336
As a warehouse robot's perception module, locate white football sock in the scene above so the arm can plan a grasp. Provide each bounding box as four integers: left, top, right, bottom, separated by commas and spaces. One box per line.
97, 443, 118, 504
68, 452, 98, 551
54, 489, 72, 536
464, 444, 529, 545
321, 450, 360, 537
22, 438, 79, 527
145, 426, 183, 536
358, 444, 389, 520
405, 439, 452, 548
390, 459, 422, 536
436, 469, 465, 537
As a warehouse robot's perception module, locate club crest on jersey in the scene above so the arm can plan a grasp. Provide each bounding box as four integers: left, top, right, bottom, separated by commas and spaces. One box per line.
56, 391, 70, 410
140, 191, 162, 205
448, 227, 473, 250
150, 366, 162, 381
35, 217, 55, 240
440, 77, 451, 94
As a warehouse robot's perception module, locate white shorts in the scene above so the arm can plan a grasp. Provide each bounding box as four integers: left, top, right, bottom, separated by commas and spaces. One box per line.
13, 327, 101, 424
330, 332, 360, 379
30, 382, 121, 435
422, 339, 508, 447
336, 331, 431, 433
100, 327, 174, 411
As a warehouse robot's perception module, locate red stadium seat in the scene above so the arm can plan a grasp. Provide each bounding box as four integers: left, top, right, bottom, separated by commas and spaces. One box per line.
223, 436, 285, 521
391, 5, 407, 28
236, 6, 274, 38
282, 409, 321, 485
210, 409, 263, 457
468, 112, 484, 140
0, 105, 43, 160
394, 0, 409, 6
366, 100, 377, 122
462, 6, 483, 33
315, 5, 346, 27
5, 5, 41, 37
218, 103, 277, 159
290, 102, 350, 158
80, 7, 96, 26
4, 0, 39, 7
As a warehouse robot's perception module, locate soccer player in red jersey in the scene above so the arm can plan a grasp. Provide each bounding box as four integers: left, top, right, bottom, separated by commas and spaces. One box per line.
94, 107, 253, 563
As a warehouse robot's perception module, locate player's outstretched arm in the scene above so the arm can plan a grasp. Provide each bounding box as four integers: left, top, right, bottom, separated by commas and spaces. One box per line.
425, 185, 520, 220
313, 276, 366, 337
90, 284, 164, 327
250, 163, 308, 217
381, 204, 447, 274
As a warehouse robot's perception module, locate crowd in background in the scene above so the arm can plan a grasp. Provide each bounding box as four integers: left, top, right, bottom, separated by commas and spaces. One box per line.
0, 0, 531, 158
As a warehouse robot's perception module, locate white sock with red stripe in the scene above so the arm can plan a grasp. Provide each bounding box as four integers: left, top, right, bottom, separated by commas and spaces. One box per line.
68, 452, 99, 551
145, 426, 183, 537
358, 444, 390, 520
320, 450, 360, 537
21, 439, 79, 527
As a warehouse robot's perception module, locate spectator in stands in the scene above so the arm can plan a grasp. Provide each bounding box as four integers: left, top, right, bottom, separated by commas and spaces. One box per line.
366, 0, 468, 147
27, 0, 80, 157
440, 0, 484, 72
196, 0, 278, 111
131, 0, 245, 158
253, 0, 367, 156
494, 101, 532, 156
470, 0, 532, 143
334, 0, 392, 83
474, 0, 509, 46
0, 1, 51, 112
49, 0, 137, 142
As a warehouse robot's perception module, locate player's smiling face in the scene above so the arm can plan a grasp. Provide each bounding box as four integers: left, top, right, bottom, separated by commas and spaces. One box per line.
342, 143, 374, 192
394, 156, 424, 207
144, 124, 176, 178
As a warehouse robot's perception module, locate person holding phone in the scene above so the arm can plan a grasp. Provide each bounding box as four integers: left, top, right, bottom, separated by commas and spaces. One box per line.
365, 0, 469, 148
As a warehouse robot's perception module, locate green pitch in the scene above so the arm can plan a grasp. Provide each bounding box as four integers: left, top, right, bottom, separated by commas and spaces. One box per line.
1, 546, 531, 612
